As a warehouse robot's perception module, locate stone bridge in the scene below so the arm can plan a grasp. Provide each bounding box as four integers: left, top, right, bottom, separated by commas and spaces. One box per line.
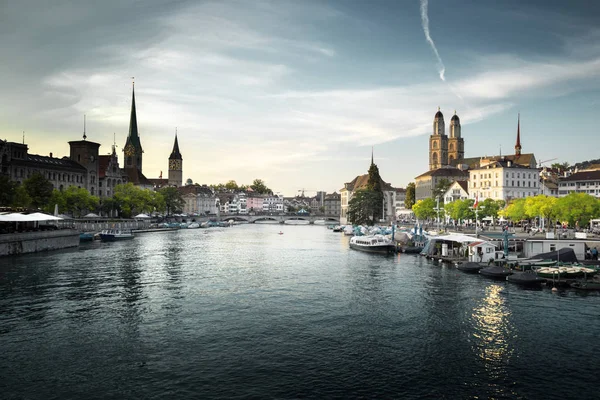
192, 214, 340, 225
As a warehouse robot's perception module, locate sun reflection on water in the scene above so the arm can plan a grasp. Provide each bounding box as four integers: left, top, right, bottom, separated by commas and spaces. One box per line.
471, 284, 515, 382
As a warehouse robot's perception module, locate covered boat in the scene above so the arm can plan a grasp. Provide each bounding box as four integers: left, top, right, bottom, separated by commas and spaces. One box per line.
507, 271, 545, 287
532, 247, 578, 263
349, 235, 396, 254
457, 262, 484, 273
479, 265, 513, 279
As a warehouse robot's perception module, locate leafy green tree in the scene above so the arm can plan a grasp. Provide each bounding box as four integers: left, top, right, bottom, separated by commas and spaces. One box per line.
480, 198, 502, 219
113, 183, 156, 218
0, 176, 18, 206
550, 162, 570, 171
225, 180, 239, 191
43, 189, 67, 214
500, 198, 527, 222
12, 185, 31, 208
250, 179, 271, 194
555, 193, 600, 228
412, 198, 436, 220
405, 182, 415, 210
347, 189, 383, 225
159, 186, 184, 215
432, 179, 452, 203
23, 172, 53, 209
444, 199, 475, 222
63, 186, 99, 217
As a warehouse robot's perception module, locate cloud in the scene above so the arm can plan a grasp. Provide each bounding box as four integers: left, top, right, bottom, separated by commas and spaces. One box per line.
419, 0, 446, 81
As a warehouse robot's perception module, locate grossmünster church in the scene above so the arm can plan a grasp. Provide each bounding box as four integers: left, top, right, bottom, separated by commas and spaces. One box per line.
429, 107, 464, 170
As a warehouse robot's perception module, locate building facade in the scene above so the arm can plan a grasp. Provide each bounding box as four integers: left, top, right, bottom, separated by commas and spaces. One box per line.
443, 180, 469, 204
415, 167, 469, 201
558, 170, 600, 198
468, 159, 540, 201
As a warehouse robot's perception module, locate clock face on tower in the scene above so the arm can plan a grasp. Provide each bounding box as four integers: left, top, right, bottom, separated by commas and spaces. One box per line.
169, 159, 180, 170
124, 144, 135, 156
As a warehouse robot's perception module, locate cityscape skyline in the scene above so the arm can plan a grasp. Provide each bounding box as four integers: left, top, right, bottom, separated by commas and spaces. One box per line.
1, 0, 599, 196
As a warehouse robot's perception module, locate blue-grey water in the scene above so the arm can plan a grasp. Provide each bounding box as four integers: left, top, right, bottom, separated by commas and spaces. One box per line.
1, 224, 599, 399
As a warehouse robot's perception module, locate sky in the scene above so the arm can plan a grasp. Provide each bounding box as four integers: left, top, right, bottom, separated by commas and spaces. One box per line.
1, 0, 599, 196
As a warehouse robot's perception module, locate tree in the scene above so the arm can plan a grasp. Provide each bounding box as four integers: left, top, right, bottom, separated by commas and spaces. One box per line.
159, 187, 184, 216
500, 198, 527, 223
347, 189, 383, 225
0, 176, 18, 206
480, 198, 501, 219
405, 182, 415, 210
433, 179, 452, 203
250, 179, 271, 194
23, 173, 53, 209
113, 183, 157, 218
555, 193, 600, 228
412, 198, 436, 220
50, 186, 100, 217
225, 180, 239, 191
550, 162, 570, 171
12, 185, 31, 208
445, 199, 475, 223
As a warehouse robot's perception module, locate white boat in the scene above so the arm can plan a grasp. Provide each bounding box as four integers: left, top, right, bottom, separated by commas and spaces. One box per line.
188, 222, 200, 229
343, 226, 354, 236
100, 229, 134, 241
284, 219, 310, 225
313, 219, 326, 225
349, 235, 396, 254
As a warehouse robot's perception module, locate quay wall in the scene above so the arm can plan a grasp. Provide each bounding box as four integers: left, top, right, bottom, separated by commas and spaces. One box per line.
0, 230, 80, 257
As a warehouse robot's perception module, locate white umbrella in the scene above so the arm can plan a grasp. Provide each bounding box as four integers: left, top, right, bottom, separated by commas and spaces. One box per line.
134, 213, 151, 219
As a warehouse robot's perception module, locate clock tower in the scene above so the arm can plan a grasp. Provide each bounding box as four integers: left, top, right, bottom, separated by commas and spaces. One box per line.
168, 132, 183, 187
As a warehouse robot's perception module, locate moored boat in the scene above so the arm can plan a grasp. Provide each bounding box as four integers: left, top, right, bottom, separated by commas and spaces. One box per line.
479, 265, 513, 280
457, 262, 484, 273
79, 232, 94, 242
507, 271, 545, 287
188, 222, 200, 229
570, 281, 600, 291
100, 229, 134, 241
349, 235, 395, 254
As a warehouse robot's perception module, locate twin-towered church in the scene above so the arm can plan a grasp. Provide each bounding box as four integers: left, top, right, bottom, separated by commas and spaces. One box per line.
429, 108, 464, 170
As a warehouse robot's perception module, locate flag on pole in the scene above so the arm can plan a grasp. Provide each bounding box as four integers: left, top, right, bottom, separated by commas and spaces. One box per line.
474, 194, 479, 208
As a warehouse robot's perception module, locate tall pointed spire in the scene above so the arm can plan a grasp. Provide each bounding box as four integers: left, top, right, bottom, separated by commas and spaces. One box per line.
371, 146, 374, 166
83, 114, 87, 140
515, 113, 522, 156
170, 128, 182, 160
124, 79, 143, 155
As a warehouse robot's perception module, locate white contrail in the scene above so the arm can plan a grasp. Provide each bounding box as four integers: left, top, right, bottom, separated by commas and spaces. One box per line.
420, 0, 445, 81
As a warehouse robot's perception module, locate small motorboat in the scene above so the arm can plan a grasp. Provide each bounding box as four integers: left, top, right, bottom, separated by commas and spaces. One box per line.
506, 271, 545, 287
457, 262, 483, 273
100, 229, 134, 242
79, 232, 94, 242
479, 265, 513, 280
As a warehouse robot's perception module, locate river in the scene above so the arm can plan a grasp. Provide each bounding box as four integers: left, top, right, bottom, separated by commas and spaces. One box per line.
1, 224, 599, 399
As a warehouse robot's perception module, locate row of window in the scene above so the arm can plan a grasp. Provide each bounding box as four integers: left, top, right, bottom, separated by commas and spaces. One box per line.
472, 180, 537, 188
472, 172, 537, 180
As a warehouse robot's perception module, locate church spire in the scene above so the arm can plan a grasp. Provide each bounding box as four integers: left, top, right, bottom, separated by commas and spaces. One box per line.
515, 113, 522, 156
371, 146, 374, 166
170, 128, 182, 160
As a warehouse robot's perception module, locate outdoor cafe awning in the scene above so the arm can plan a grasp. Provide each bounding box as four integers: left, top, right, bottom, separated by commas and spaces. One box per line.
0, 212, 63, 222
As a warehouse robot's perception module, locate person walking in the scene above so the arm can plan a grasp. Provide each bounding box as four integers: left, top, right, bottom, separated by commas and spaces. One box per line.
592, 247, 599, 260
